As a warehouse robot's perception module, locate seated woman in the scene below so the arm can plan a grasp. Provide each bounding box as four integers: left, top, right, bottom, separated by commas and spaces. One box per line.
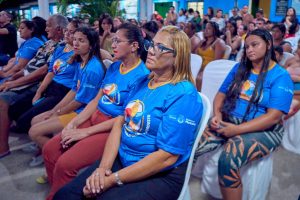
53, 26, 203, 200
272, 24, 292, 53
195, 21, 226, 90
28, 27, 106, 152
195, 29, 293, 200
0, 20, 45, 81
99, 13, 115, 56
223, 20, 242, 61
12, 19, 81, 134
42, 23, 149, 200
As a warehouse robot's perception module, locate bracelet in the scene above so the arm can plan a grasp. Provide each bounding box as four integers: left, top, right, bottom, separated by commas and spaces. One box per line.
114, 172, 123, 186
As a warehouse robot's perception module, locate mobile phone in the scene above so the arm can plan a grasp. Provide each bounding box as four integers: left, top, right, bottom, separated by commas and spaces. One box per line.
33, 97, 45, 106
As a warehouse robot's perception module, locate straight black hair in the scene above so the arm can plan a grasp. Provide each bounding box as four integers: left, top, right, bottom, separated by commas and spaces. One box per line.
222, 29, 277, 121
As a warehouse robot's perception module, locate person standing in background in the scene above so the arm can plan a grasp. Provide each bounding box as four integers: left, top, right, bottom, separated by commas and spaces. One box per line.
0, 11, 18, 66
166, 6, 178, 24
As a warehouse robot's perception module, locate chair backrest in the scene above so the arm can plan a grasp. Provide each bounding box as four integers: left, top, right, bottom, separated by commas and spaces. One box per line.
223, 45, 232, 60
235, 40, 244, 62
201, 59, 237, 116
103, 59, 113, 68
284, 36, 300, 53
190, 54, 203, 81
279, 52, 294, 67
177, 93, 211, 200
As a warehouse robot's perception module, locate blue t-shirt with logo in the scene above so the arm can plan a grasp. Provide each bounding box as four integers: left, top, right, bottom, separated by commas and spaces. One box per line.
48, 43, 74, 88
98, 60, 150, 117
119, 77, 203, 169
219, 63, 294, 120
72, 56, 105, 113
15, 37, 44, 64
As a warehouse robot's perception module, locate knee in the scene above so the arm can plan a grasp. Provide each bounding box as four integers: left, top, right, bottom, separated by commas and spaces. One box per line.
55, 157, 76, 175
28, 125, 39, 141
31, 115, 40, 126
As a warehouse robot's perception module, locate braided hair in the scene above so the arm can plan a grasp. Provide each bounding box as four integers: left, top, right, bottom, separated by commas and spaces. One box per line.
222, 29, 277, 121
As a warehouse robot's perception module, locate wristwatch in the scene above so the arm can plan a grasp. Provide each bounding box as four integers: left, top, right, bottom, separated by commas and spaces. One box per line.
114, 172, 123, 186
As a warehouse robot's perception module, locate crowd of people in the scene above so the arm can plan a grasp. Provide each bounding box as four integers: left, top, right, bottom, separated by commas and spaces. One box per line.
0, 4, 298, 200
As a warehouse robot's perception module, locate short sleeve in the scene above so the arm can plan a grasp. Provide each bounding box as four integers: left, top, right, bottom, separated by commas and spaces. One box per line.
75, 69, 104, 104
18, 38, 43, 60
156, 89, 203, 155
267, 73, 294, 114
219, 63, 239, 94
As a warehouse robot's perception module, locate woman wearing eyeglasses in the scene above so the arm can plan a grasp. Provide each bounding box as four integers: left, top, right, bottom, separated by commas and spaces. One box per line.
53, 26, 203, 200
42, 23, 149, 200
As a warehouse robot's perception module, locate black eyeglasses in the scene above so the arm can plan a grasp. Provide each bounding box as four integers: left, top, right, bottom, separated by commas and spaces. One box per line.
144, 41, 176, 55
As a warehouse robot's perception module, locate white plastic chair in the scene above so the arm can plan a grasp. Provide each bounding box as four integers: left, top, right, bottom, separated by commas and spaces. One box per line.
223, 45, 232, 60
279, 52, 294, 67
282, 109, 300, 155
103, 59, 113, 68
235, 40, 245, 62
177, 93, 211, 200
193, 59, 275, 200
190, 54, 202, 82
201, 59, 237, 113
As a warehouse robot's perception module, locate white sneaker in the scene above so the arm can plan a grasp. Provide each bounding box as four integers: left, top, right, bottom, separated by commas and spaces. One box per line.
22, 143, 39, 154
29, 155, 44, 167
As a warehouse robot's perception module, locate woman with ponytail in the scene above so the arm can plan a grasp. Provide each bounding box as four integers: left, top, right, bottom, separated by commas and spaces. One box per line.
195, 29, 294, 200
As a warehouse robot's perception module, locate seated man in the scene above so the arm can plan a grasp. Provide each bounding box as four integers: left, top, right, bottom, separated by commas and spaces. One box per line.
0, 11, 18, 66
0, 14, 68, 158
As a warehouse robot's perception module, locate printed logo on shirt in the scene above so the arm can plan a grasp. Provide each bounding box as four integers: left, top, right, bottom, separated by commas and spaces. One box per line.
240, 80, 255, 101
124, 100, 145, 137
168, 115, 197, 126
101, 83, 120, 104
53, 59, 67, 74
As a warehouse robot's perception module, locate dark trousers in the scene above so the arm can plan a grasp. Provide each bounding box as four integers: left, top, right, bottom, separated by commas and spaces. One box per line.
10, 81, 70, 133
54, 156, 187, 200
0, 53, 10, 66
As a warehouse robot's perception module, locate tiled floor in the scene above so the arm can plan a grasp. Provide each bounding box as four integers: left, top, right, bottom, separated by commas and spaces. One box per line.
0, 133, 299, 200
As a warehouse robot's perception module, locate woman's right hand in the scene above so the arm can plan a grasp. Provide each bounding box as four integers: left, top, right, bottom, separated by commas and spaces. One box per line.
210, 115, 222, 130
39, 110, 55, 121
84, 167, 112, 196
64, 119, 78, 131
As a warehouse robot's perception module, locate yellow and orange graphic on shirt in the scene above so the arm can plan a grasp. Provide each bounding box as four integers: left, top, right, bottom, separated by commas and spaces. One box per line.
102, 83, 121, 104
53, 59, 65, 74
240, 80, 255, 101
124, 100, 145, 135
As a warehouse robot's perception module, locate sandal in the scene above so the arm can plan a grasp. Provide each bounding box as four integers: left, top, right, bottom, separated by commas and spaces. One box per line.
36, 175, 48, 184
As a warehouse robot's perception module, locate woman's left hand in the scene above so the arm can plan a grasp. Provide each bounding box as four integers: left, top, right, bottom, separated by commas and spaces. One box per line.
60, 129, 88, 148
216, 121, 240, 138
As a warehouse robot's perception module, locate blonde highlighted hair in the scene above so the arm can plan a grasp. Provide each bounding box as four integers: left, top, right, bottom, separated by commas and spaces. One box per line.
158, 26, 194, 84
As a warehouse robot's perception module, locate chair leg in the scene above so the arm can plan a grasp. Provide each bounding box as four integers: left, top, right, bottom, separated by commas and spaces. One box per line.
182, 187, 191, 200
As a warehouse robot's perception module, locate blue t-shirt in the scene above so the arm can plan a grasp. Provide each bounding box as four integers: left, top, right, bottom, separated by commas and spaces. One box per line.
48, 44, 74, 88
219, 63, 294, 120
15, 37, 44, 64
119, 77, 203, 169
98, 60, 150, 117
72, 56, 105, 113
